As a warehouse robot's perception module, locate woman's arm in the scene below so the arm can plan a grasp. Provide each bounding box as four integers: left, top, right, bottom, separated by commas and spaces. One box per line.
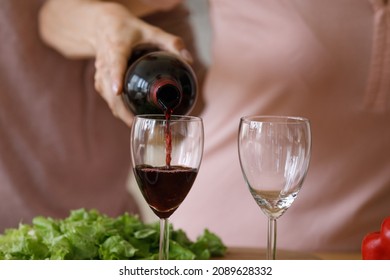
38, 0, 188, 58
38, 0, 191, 126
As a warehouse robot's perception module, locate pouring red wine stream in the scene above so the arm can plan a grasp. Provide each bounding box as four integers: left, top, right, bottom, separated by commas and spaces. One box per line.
124, 48, 199, 219
122, 46, 197, 168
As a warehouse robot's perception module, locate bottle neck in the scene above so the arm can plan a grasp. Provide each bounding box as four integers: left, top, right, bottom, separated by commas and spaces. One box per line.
150, 78, 182, 113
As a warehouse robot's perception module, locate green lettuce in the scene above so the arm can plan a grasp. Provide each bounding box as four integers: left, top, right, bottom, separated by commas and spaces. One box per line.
0, 208, 226, 260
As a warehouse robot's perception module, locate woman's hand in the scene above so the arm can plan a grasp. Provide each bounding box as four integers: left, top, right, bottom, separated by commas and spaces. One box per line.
91, 2, 192, 126
39, 0, 192, 126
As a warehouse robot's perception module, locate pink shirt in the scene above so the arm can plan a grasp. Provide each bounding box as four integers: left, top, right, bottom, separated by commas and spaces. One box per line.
0, 0, 138, 230
172, 0, 390, 252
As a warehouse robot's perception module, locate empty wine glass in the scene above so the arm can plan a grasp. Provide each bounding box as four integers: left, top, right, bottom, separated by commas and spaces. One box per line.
238, 116, 311, 260
130, 114, 204, 259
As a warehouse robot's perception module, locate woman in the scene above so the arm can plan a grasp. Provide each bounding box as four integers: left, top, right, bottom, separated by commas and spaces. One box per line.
0, 0, 204, 231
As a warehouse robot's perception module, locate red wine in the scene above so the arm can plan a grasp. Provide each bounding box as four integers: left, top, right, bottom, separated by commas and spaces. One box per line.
122, 49, 197, 115
164, 114, 172, 167
134, 165, 198, 219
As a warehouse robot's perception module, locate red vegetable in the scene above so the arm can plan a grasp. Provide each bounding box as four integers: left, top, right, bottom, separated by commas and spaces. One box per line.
361, 216, 390, 260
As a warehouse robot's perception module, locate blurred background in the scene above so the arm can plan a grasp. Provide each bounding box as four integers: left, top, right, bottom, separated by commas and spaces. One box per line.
185, 0, 211, 66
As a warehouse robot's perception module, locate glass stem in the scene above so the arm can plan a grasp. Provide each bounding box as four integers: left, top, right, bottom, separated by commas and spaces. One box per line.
267, 218, 277, 260
159, 218, 170, 260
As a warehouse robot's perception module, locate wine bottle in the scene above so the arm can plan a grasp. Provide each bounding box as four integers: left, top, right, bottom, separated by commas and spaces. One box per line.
122, 46, 197, 116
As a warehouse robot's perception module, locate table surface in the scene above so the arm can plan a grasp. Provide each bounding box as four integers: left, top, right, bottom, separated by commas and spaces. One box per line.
218, 247, 362, 260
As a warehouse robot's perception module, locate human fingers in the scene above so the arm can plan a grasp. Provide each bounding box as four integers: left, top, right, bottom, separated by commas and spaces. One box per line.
94, 52, 133, 127
142, 25, 193, 63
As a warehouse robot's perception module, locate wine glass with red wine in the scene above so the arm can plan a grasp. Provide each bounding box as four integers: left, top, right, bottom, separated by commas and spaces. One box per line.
130, 114, 204, 260
238, 116, 311, 259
